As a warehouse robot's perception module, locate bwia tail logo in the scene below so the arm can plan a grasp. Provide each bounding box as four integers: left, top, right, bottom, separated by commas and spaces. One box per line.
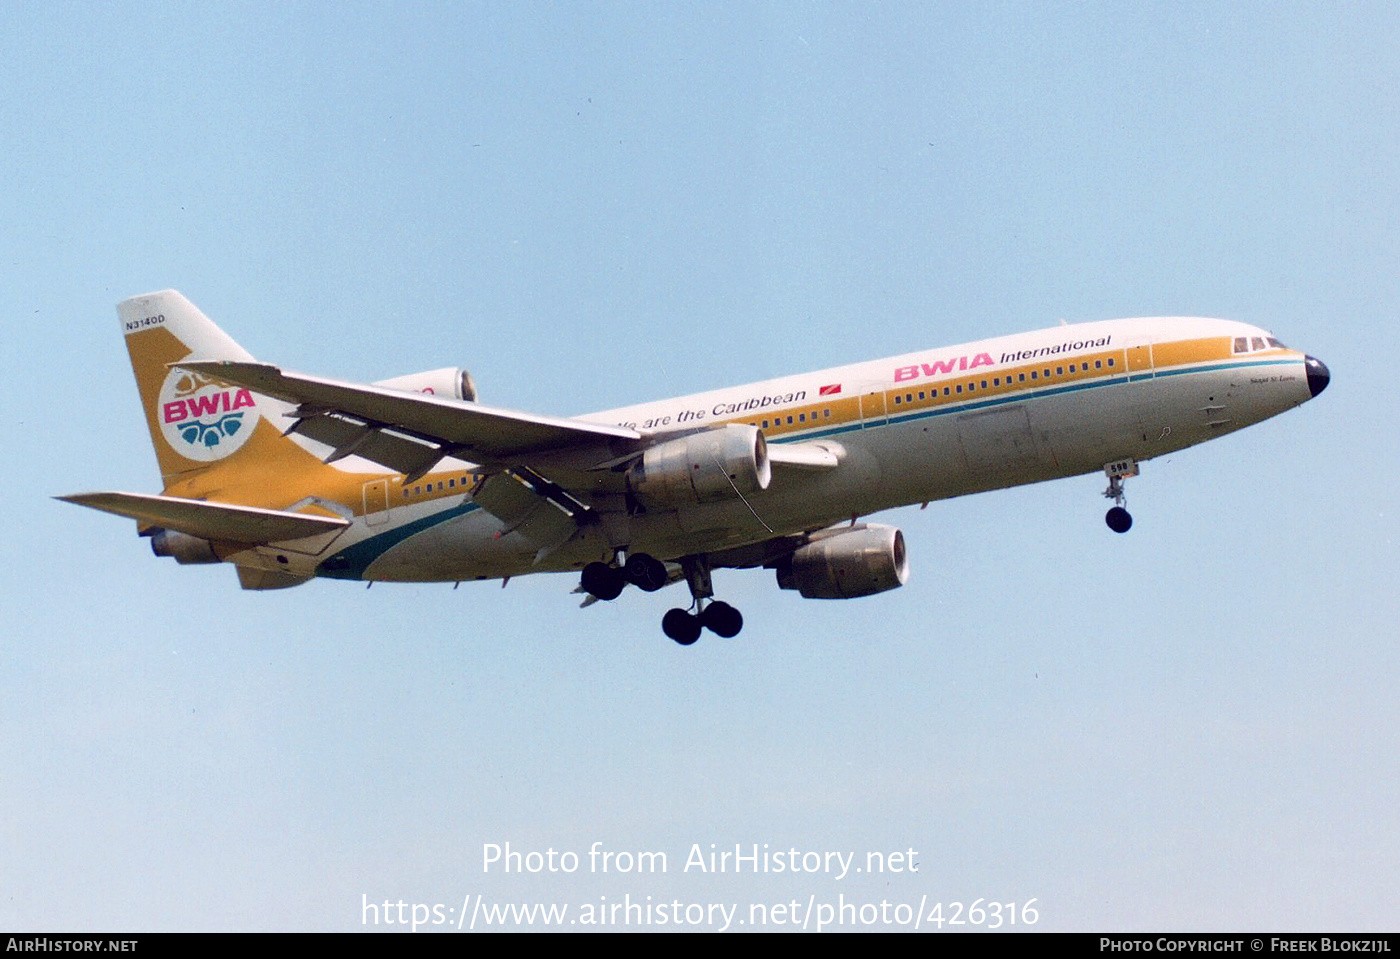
157, 366, 260, 460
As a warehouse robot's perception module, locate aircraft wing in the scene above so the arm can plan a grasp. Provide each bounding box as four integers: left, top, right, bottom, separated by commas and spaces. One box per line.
178, 360, 643, 480
170, 362, 843, 554
57, 491, 350, 543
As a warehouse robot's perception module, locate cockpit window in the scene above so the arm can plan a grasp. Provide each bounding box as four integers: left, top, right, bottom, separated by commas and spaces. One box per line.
1235, 334, 1288, 354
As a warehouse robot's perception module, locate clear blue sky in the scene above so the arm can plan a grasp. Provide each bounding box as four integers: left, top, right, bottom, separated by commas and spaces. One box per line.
2, 1, 1395, 932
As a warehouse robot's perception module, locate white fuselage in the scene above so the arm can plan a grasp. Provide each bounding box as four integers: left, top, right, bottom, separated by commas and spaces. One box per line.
232, 316, 1316, 583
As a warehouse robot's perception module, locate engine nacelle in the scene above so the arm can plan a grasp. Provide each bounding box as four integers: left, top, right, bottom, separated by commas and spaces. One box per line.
373, 367, 478, 402
151, 528, 220, 564
776, 524, 909, 599
628, 425, 771, 504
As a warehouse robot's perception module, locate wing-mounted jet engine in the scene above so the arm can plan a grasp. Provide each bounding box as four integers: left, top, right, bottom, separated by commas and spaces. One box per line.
626, 424, 771, 505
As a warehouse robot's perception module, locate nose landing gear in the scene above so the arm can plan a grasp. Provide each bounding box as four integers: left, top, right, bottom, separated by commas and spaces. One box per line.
1103, 458, 1138, 533
1106, 504, 1133, 534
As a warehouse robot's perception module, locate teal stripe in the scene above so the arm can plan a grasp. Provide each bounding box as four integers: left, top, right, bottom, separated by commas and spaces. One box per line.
318, 501, 481, 580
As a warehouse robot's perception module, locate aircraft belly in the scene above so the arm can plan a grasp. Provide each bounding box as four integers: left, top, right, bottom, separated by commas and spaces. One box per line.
314, 503, 506, 582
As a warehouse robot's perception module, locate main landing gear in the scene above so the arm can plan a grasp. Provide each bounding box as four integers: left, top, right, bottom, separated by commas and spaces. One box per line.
661, 555, 743, 645
580, 552, 667, 600
661, 602, 742, 645
1102, 457, 1139, 533
579, 552, 744, 645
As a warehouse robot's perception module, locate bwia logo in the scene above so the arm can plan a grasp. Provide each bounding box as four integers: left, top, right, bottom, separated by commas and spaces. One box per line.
157, 367, 260, 461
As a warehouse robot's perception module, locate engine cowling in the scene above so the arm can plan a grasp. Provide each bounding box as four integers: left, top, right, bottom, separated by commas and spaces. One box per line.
627, 425, 771, 505
151, 528, 220, 564
373, 367, 478, 402
775, 524, 909, 599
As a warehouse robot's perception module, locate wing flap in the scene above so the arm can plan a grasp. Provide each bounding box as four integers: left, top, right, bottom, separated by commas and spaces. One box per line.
58, 491, 350, 543
287, 412, 443, 478
470, 472, 578, 552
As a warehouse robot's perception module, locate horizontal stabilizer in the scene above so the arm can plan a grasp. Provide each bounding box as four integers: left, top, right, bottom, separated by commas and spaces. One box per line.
57, 491, 350, 543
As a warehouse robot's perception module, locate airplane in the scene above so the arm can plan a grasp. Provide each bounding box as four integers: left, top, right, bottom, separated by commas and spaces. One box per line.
60, 290, 1329, 645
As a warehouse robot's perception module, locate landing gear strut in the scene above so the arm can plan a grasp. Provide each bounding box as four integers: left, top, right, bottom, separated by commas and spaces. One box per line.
580, 552, 744, 645
661, 555, 744, 646
1102, 458, 1138, 533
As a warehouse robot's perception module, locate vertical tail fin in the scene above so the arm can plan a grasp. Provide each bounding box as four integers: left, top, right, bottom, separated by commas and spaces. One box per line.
118, 291, 320, 495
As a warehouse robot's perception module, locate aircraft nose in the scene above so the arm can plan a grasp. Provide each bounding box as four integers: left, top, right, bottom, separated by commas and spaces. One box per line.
1305, 355, 1330, 397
